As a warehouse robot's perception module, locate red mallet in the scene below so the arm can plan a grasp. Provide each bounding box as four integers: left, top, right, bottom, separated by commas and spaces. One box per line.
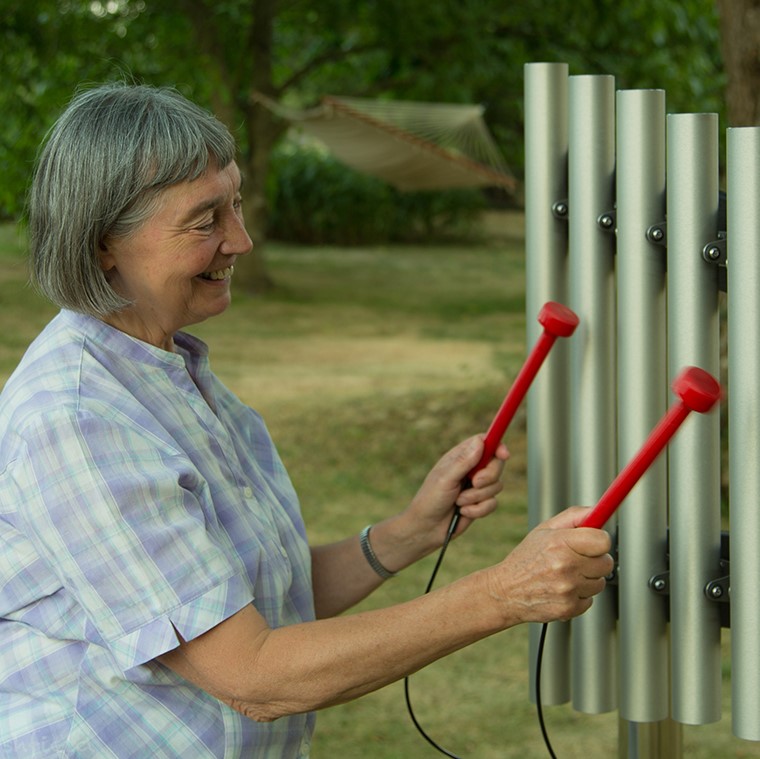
467, 301, 580, 481
580, 366, 722, 530
445, 301, 578, 542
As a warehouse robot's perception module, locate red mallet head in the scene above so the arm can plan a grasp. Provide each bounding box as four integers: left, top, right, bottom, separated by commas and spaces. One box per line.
579, 365, 721, 529
466, 301, 579, 483
672, 366, 722, 413
538, 301, 580, 338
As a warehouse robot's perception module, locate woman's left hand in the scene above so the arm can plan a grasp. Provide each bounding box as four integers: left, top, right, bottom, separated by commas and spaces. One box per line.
403, 434, 509, 548
311, 435, 509, 616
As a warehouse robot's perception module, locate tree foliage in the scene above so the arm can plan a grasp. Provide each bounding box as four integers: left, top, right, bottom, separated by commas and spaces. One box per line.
1, 0, 725, 287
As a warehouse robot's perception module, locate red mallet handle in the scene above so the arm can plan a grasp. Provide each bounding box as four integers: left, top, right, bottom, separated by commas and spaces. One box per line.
467, 301, 579, 480
580, 366, 722, 529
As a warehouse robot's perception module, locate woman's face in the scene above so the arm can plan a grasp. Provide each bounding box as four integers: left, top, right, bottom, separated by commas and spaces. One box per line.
100, 161, 252, 351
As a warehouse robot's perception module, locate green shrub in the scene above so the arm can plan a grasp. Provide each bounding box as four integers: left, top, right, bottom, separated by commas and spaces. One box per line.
267, 141, 486, 245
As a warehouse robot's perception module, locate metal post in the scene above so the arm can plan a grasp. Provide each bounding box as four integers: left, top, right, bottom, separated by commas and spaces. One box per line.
727, 126, 760, 741
618, 718, 683, 758
567, 74, 618, 714
524, 62, 572, 705
615, 89, 670, 725
666, 113, 722, 725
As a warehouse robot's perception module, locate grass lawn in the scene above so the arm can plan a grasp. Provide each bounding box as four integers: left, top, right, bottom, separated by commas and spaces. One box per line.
0, 215, 756, 758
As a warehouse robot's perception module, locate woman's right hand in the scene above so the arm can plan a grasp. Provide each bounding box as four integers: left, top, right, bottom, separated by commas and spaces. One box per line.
486, 507, 614, 626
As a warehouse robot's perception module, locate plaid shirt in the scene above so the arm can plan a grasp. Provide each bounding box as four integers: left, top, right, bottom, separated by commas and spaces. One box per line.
0, 311, 316, 758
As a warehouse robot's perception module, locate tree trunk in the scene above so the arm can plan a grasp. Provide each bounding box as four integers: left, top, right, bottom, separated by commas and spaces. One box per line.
717, 0, 760, 126
232, 0, 283, 294
236, 101, 287, 294
179, 0, 284, 294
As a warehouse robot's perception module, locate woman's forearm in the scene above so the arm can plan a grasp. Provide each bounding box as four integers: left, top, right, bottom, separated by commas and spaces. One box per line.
310, 513, 442, 618
159, 508, 613, 725
162, 567, 507, 723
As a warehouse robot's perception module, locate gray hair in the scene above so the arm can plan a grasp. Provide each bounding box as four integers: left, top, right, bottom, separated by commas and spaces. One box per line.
27, 82, 237, 316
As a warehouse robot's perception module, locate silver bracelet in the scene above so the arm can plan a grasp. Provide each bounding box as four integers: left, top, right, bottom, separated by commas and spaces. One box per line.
359, 525, 397, 580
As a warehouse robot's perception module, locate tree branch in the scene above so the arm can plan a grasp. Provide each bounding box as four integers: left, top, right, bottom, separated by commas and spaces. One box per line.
275, 41, 383, 95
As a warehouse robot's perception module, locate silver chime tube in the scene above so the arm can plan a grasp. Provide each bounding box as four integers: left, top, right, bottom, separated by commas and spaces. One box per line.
615, 89, 670, 723
567, 74, 618, 714
523, 62, 572, 705
727, 126, 760, 741
666, 113, 722, 725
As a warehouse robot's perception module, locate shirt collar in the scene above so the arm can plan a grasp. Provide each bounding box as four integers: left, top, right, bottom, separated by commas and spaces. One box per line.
58, 310, 210, 370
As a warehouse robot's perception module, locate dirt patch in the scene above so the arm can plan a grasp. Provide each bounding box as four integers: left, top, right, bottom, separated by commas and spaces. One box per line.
220, 334, 507, 414
478, 209, 525, 243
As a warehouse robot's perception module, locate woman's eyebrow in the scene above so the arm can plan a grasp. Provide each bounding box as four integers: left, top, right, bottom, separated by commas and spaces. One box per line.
178, 194, 226, 225
178, 172, 243, 225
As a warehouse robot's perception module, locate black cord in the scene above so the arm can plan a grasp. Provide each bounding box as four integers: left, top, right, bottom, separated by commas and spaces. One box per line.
535, 622, 558, 759
404, 677, 462, 759
404, 496, 560, 759
403, 507, 464, 759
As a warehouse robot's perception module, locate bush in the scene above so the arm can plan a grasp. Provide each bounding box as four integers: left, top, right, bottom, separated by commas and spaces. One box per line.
267, 141, 486, 245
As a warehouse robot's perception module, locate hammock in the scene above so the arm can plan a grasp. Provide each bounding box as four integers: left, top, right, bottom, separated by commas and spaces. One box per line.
255, 94, 516, 192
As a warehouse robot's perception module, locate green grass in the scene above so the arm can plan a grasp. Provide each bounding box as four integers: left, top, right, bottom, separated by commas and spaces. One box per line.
0, 224, 58, 378
1, 219, 756, 759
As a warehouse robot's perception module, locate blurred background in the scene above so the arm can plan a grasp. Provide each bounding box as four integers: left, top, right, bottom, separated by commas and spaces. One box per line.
1, 0, 746, 292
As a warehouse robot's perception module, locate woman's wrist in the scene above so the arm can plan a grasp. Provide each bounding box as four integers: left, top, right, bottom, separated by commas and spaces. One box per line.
364, 512, 442, 575
359, 525, 397, 579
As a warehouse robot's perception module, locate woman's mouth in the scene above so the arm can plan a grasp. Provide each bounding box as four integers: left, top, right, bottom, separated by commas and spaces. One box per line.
198, 265, 234, 281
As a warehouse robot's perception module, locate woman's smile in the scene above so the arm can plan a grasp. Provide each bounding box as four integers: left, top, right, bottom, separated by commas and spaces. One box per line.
198, 265, 235, 282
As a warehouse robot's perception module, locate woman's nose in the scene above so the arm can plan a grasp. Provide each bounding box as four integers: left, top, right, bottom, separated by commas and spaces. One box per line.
221, 213, 253, 257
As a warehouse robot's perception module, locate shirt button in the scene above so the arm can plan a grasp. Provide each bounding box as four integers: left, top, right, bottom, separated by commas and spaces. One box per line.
243, 486, 253, 498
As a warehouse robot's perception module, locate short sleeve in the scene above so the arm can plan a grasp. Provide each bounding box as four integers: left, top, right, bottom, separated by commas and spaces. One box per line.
9, 410, 255, 672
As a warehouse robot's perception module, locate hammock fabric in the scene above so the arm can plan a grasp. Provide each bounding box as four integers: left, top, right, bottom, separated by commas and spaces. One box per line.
256, 94, 517, 192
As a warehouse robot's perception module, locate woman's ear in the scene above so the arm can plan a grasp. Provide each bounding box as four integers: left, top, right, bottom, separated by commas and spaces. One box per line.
98, 239, 115, 271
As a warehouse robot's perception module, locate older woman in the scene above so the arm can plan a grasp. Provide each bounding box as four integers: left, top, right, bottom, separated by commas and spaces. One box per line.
0, 83, 612, 758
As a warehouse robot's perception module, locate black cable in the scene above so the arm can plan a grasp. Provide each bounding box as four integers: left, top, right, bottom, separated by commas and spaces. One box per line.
403, 507, 464, 759
535, 621, 558, 759
404, 677, 462, 759
404, 496, 560, 759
